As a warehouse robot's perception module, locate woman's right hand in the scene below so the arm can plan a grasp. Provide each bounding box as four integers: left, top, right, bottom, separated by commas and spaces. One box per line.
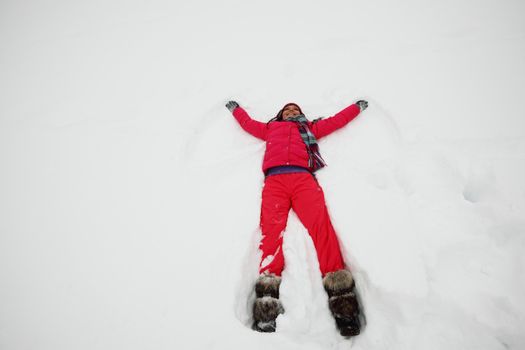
355, 100, 368, 111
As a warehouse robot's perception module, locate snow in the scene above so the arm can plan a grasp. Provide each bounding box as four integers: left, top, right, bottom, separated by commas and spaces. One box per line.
1, 0, 525, 349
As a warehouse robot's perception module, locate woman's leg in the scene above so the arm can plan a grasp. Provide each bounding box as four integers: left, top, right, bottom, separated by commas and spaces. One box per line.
290, 173, 345, 276
290, 173, 361, 336
253, 176, 290, 332
259, 176, 292, 276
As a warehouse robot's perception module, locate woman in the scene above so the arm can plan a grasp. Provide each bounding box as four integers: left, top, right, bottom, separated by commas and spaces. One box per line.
225, 99, 368, 337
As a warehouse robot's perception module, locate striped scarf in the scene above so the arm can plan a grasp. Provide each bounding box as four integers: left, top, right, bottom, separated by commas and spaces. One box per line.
287, 115, 326, 172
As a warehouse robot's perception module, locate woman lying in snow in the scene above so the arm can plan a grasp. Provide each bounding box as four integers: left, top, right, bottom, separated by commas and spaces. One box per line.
225, 100, 368, 337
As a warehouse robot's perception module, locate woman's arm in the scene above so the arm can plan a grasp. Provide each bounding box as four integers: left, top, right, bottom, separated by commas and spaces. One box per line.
310, 102, 365, 139
226, 101, 267, 141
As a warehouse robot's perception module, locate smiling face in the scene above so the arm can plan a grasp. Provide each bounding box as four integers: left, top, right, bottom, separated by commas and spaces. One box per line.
281, 104, 302, 120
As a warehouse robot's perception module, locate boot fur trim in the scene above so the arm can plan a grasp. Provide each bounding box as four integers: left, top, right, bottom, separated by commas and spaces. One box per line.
323, 269, 354, 297
255, 274, 281, 298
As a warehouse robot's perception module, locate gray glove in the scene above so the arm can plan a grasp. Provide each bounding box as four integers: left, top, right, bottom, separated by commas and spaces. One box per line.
225, 100, 240, 113
356, 100, 368, 111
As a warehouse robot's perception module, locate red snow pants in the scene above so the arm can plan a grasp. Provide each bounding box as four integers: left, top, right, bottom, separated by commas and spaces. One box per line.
259, 172, 345, 277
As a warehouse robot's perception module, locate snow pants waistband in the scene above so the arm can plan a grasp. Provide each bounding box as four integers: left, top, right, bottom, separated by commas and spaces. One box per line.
265, 165, 311, 177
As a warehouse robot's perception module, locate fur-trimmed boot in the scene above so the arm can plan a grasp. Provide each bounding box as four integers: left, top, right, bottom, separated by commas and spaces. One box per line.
323, 269, 361, 337
252, 274, 284, 332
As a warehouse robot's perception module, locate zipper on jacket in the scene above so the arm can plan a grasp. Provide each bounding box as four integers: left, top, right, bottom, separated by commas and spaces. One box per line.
287, 125, 292, 165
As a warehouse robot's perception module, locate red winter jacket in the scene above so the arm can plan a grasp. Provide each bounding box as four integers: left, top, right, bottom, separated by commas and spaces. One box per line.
232, 104, 361, 173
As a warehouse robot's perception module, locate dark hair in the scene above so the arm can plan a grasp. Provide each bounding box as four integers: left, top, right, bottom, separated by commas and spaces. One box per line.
267, 115, 283, 125
267, 103, 301, 125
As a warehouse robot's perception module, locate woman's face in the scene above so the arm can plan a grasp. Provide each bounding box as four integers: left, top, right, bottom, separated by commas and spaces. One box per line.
282, 104, 301, 119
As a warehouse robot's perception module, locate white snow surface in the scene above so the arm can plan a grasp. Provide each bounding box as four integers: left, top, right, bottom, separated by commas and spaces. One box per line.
1, 0, 525, 349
